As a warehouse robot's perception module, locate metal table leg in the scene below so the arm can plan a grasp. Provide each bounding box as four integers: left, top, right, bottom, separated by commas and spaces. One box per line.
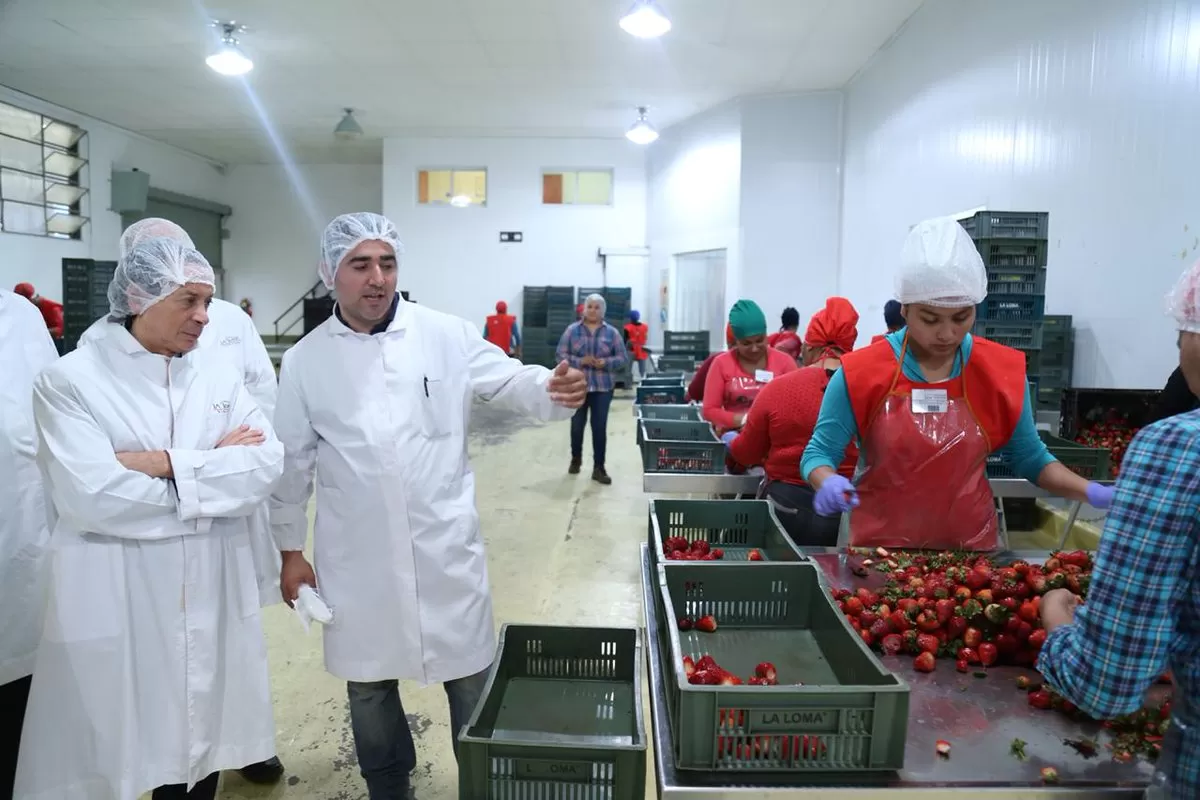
1055, 500, 1084, 550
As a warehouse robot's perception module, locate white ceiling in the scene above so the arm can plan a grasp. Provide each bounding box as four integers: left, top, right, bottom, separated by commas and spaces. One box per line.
0, 0, 924, 165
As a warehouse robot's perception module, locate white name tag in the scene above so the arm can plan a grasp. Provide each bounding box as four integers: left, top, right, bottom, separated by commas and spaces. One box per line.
911, 388, 948, 414
755, 369, 775, 384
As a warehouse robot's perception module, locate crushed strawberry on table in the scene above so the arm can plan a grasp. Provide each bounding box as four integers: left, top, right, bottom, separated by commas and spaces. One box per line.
662, 536, 726, 561
682, 654, 781, 687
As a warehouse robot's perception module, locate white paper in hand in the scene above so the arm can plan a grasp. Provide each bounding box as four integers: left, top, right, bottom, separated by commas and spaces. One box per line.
294, 584, 334, 633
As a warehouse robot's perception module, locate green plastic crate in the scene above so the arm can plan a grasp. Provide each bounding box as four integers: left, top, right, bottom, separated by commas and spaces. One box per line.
657, 355, 696, 372
635, 404, 702, 445
655, 563, 909, 773
636, 384, 686, 405
648, 499, 804, 565
458, 624, 647, 800
986, 431, 1108, 478
974, 320, 1044, 350
640, 375, 686, 388
640, 420, 723, 474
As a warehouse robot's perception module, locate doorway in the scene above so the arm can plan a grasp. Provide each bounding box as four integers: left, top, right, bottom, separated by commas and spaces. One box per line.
671, 249, 727, 353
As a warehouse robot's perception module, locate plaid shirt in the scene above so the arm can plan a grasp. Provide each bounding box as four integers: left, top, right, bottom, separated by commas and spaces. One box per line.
1038, 411, 1200, 796
556, 321, 627, 393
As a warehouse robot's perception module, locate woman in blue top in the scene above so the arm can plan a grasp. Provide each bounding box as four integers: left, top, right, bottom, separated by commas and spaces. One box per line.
800, 217, 1112, 550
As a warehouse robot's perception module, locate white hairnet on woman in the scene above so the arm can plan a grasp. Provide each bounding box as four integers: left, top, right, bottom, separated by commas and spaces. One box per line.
319, 212, 405, 289
1166, 258, 1200, 332
584, 292, 606, 315
108, 237, 214, 318
895, 216, 988, 307
119, 217, 195, 258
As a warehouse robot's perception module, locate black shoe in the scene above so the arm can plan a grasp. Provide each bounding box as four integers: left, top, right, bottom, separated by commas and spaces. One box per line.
592, 467, 612, 485
569, 458, 582, 474
238, 756, 285, 784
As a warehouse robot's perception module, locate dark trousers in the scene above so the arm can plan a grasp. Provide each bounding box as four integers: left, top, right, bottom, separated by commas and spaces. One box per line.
762, 481, 840, 547
0, 675, 31, 798
152, 772, 219, 799
570, 391, 613, 468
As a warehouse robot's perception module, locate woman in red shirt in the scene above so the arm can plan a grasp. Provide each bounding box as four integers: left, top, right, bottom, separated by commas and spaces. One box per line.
767, 307, 802, 364
702, 300, 797, 434
727, 297, 860, 546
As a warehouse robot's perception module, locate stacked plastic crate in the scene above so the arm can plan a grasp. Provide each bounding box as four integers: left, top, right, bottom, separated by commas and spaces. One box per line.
520, 285, 576, 368
1036, 315, 1076, 413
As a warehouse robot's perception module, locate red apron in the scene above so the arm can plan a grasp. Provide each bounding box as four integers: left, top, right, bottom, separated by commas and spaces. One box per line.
486, 313, 515, 353
624, 322, 648, 361
842, 334, 1026, 550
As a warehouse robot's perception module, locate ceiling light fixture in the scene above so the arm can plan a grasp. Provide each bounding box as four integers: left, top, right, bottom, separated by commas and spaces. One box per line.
334, 108, 364, 140
619, 0, 672, 38
626, 106, 659, 145
207, 21, 253, 76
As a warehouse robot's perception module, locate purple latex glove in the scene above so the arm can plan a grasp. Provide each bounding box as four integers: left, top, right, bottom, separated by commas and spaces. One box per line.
813, 475, 860, 517
720, 431, 739, 447
1086, 482, 1114, 509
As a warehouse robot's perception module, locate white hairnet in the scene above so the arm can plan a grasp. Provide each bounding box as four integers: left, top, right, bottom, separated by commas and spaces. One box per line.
895, 217, 988, 308
109, 237, 214, 317
1166, 258, 1200, 334
584, 292, 607, 315
319, 212, 405, 289
119, 217, 195, 259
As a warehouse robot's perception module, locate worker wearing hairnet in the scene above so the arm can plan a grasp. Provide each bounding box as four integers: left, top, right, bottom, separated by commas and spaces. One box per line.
0, 289, 57, 797
270, 212, 588, 799
15, 239, 284, 800
1036, 261, 1200, 799
80, 218, 287, 785
801, 217, 1111, 550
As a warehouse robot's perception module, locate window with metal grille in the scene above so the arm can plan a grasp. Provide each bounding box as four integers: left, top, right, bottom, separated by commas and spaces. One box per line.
0, 100, 89, 239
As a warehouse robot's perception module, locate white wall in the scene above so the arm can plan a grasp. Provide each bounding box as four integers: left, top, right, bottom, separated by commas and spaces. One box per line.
382, 137, 647, 327
223, 164, 382, 336
645, 101, 742, 349
840, 0, 1200, 388
739, 92, 844, 329
0, 85, 226, 300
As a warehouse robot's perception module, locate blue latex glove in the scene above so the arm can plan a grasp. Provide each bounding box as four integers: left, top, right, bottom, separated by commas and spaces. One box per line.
813, 475, 859, 517
1086, 481, 1114, 509
721, 431, 739, 447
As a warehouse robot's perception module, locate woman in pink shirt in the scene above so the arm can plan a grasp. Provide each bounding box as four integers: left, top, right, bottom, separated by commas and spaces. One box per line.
702, 299, 797, 434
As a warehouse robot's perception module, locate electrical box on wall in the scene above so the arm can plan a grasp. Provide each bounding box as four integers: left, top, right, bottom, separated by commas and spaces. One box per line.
111, 169, 150, 212
499, 232, 523, 243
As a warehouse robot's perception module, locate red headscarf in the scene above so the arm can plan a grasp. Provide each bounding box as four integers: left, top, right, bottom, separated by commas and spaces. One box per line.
14, 282, 34, 299
804, 297, 860, 360
495, 300, 508, 314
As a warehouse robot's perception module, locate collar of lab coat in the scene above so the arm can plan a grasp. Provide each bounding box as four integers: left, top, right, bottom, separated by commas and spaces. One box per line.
92, 318, 197, 376
329, 292, 409, 337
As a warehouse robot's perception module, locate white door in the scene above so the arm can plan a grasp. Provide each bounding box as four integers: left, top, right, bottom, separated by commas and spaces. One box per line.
671, 250, 727, 352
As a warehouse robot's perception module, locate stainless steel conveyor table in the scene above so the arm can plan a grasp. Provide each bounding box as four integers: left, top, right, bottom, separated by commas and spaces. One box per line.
639, 544, 1156, 798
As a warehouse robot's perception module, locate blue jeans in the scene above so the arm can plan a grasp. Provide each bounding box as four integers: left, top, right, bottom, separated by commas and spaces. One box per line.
347, 668, 490, 799
570, 390, 613, 468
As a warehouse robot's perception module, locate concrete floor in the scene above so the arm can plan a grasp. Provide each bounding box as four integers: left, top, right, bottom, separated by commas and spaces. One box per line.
217, 392, 654, 799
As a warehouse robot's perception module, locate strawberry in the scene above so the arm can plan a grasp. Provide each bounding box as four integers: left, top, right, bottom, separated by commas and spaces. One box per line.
682, 656, 696, 678
718, 673, 743, 686
689, 669, 720, 685
1059, 550, 1090, 568
748, 548, 764, 561
1009, 560, 1030, 576
956, 599, 983, 621
936, 739, 952, 757
947, 616, 968, 639
843, 597, 864, 617
897, 598, 919, 615
755, 662, 778, 683
984, 604, 1008, 625
915, 611, 941, 633
691, 540, 710, 555
1015, 621, 1033, 643
902, 630, 921, 654
977, 642, 998, 666
1046, 572, 1067, 590
965, 567, 991, 590
956, 658, 969, 673
957, 647, 978, 664
994, 633, 1018, 656
935, 598, 956, 625
1013, 582, 1032, 600
858, 628, 874, 646
1066, 574, 1082, 594
695, 615, 718, 633
747, 676, 767, 686
1005, 616, 1022, 635
678, 617, 694, 631
669, 549, 687, 560
1040, 766, 1059, 784
999, 596, 1018, 612
1027, 573, 1047, 594
703, 552, 720, 560
876, 603, 892, 619
869, 619, 891, 639
973, 588, 994, 606
913, 633, 938, 655
1017, 601, 1039, 623
1015, 675, 1036, 690
855, 588, 878, 607
1043, 557, 1061, 572
880, 633, 904, 656
711, 548, 724, 559
1027, 629, 1047, 651
1028, 689, 1052, 709
913, 652, 936, 673
859, 610, 878, 629
963, 627, 983, 648
953, 586, 972, 603
696, 655, 717, 671
888, 611, 912, 633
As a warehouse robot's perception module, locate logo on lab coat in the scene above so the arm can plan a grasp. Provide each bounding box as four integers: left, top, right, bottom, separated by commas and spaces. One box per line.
219, 336, 241, 346
212, 401, 232, 413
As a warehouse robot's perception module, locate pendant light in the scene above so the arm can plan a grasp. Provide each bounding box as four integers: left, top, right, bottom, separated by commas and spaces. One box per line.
619, 0, 672, 39
334, 108, 364, 140
207, 22, 253, 76
626, 107, 659, 145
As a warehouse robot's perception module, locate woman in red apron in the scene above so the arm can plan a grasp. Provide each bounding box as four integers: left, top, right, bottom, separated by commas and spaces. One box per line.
767, 307, 802, 364
701, 300, 797, 435
623, 310, 649, 381
800, 217, 1112, 550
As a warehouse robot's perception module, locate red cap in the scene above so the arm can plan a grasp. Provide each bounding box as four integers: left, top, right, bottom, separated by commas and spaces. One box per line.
496, 300, 508, 314
13, 282, 34, 299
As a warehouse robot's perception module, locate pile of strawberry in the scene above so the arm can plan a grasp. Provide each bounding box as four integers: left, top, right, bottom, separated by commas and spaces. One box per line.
661, 536, 764, 561
1074, 422, 1138, 478
682, 654, 783, 686
831, 548, 1094, 674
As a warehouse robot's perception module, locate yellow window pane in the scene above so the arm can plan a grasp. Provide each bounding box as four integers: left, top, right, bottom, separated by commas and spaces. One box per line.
423, 169, 452, 204
452, 170, 487, 205
577, 170, 613, 205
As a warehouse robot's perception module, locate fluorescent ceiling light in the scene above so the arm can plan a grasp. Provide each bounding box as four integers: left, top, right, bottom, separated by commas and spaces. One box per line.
207, 22, 253, 76
626, 107, 659, 145
334, 108, 364, 140
620, 0, 671, 38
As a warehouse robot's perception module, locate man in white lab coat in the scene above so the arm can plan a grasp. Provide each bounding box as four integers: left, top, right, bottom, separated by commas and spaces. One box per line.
15, 239, 285, 800
271, 212, 589, 799
78, 217, 287, 785
0, 289, 58, 798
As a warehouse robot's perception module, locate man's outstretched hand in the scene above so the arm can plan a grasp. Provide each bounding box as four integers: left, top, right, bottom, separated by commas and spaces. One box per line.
547, 360, 587, 408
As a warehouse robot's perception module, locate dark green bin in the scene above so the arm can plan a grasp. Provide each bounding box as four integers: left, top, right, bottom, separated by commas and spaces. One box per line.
635, 404, 702, 444
458, 624, 647, 799
649, 499, 803, 565
639, 419, 723, 474
657, 355, 696, 372
656, 563, 909, 773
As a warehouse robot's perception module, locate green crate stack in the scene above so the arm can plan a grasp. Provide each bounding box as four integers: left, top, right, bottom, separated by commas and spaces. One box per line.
1033, 314, 1074, 412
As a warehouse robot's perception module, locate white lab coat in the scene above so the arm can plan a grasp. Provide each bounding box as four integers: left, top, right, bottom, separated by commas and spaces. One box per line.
14, 322, 284, 800
0, 289, 58, 687
81, 297, 282, 606
271, 296, 571, 685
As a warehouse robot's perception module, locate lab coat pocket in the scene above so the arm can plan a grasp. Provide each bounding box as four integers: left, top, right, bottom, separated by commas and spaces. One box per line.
44, 544, 122, 643
420, 377, 456, 439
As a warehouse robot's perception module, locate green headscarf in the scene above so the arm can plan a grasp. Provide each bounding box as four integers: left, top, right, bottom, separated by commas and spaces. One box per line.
728, 299, 767, 341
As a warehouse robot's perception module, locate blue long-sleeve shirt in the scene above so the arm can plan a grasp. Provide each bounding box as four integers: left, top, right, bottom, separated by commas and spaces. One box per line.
1038, 413, 1200, 796
800, 328, 1054, 482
